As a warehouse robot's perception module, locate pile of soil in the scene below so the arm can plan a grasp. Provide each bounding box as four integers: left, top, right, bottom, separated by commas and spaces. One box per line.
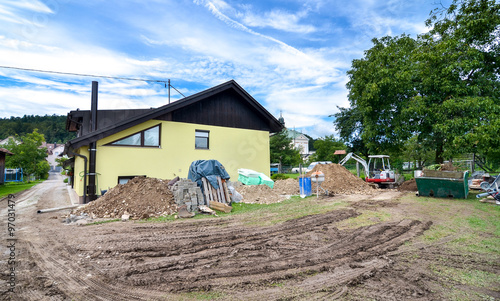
307, 163, 375, 195
74, 177, 176, 219
398, 178, 418, 192
237, 184, 287, 204
440, 162, 457, 171
273, 178, 300, 195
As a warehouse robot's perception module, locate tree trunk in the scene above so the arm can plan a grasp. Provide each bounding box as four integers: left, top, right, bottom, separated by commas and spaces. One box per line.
435, 142, 444, 164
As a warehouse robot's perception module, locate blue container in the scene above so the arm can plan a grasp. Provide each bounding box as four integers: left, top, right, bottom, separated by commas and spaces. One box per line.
299, 177, 312, 197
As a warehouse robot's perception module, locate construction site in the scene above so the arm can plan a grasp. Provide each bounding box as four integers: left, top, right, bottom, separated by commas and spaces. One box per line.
0, 160, 498, 301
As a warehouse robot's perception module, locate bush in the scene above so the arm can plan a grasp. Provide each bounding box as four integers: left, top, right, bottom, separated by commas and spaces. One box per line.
63, 178, 68, 183
271, 173, 290, 180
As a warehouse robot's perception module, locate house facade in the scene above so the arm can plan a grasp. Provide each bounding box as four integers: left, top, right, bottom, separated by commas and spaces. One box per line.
43, 143, 65, 172
287, 129, 309, 156
64, 80, 282, 203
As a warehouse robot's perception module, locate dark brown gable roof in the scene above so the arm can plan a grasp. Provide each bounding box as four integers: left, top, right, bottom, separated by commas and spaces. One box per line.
65, 80, 283, 151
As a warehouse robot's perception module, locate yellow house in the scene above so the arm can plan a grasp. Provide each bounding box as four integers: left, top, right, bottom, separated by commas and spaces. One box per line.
64, 80, 283, 203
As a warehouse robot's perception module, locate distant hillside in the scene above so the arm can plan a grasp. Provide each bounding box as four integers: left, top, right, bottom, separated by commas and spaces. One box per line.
0, 115, 76, 144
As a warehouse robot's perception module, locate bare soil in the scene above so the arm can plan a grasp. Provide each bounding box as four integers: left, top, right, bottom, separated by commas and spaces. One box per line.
0, 173, 498, 300
398, 178, 418, 192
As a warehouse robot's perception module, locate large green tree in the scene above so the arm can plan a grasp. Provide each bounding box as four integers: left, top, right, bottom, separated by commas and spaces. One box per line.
308, 135, 347, 163
270, 129, 301, 166
335, 0, 500, 165
5, 129, 48, 179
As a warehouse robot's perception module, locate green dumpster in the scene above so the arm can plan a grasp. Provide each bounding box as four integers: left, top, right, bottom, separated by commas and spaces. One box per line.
416, 170, 469, 199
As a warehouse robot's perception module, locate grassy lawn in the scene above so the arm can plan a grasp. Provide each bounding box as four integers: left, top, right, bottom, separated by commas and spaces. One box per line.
0, 181, 43, 198
146, 195, 348, 226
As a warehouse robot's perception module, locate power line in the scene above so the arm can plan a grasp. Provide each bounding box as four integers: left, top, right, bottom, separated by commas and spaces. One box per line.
0, 65, 186, 99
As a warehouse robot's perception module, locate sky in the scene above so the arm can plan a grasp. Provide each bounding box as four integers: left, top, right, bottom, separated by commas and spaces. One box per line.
0, 0, 451, 138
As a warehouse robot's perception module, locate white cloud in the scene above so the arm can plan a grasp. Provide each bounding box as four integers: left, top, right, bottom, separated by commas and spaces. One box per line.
239, 9, 316, 34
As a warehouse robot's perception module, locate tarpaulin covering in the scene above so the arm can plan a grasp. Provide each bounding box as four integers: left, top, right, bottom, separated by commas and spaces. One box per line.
188, 160, 230, 189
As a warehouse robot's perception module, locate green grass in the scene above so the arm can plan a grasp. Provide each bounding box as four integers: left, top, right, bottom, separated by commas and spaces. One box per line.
147, 196, 348, 226
0, 181, 43, 198
431, 264, 500, 290
401, 190, 500, 259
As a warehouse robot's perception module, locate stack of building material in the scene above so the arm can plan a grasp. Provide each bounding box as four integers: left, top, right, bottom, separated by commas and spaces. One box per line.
201, 176, 232, 213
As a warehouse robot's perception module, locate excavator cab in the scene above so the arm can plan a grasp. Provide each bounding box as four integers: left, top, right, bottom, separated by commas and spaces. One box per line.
367, 155, 395, 182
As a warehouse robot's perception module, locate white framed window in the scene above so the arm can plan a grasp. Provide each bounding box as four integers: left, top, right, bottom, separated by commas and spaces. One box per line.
195, 130, 209, 149
107, 124, 161, 147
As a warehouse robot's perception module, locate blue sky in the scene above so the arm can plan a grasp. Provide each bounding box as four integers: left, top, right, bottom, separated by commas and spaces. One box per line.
0, 0, 450, 138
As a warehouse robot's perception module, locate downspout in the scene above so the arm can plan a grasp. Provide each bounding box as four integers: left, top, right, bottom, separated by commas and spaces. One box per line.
88, 81, 98, 202
67, 145, 87, 204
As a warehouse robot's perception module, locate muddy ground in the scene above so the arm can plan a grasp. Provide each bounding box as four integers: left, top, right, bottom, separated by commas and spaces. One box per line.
0, 173, 498, 300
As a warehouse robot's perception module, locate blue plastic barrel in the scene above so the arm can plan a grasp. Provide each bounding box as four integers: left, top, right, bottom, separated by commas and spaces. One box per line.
299, 177, 312, 197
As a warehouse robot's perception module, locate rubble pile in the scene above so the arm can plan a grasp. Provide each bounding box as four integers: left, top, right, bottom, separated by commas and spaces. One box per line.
237, 184, 287, 204
74, 177, 176, 219
273, 178, 300, 195
398, 179, 418, 192
307, 163, 376, 195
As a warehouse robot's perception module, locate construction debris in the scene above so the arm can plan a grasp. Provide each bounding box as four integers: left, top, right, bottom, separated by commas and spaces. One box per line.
171, 178, 205, 212
209, 200, 233, 213
177, 204, 195, 218
73, 177, 176, 219
201, 176, 232, 206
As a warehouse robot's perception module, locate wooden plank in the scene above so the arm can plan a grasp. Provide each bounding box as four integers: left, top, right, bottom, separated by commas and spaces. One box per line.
222, 181, 231, 204
209, 200, 233, 213
201, 178, 212, 203
217, 176, 226, 204
211, 187, 218, 203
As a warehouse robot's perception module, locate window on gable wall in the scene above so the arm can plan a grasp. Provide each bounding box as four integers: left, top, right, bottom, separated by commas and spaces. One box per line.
107, 124, 161, 147
195, 130, 209, 149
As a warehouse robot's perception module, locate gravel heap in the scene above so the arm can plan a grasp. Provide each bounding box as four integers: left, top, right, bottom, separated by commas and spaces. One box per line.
73, 177, 176, 219
306, 163, 376, 195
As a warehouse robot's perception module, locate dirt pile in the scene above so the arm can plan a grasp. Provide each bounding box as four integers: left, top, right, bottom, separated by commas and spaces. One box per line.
399, 179, 418, 192
237, 184, 287, 204
439, 162, 457, 171
273, 178, 300, 195
74, 177, 176, 219
307, 163, 375, 195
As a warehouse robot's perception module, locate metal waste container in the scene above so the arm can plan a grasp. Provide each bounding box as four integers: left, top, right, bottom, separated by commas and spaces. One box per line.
416, 170, 469, 199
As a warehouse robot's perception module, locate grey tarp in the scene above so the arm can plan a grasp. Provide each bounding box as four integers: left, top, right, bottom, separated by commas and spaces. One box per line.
187, 160, 230, 190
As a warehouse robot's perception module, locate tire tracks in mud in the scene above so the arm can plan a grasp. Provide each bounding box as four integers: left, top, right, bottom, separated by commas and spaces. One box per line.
70, 209, 431, 298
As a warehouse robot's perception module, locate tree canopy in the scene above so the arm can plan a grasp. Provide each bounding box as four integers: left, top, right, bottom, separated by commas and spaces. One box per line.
308, 135, 346, 163
335, 0, 500, 165
5, 129, 49, 179
0, 115, 76, 144
270, 129, 302, 166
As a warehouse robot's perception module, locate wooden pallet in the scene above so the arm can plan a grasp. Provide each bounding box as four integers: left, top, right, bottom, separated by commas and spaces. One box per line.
200, 176, 232, 212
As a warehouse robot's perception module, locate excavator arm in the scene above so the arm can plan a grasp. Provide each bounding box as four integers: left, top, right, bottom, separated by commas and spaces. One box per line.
339, 153, 369, 177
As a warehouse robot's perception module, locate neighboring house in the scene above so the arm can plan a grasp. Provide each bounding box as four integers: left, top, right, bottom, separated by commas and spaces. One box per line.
64, 80, 283, 204
287, 129, 309, 156
0, 136, 20, 146
276, 113, 311, 158
0, 148, 13, 185
44, 143, 65, 172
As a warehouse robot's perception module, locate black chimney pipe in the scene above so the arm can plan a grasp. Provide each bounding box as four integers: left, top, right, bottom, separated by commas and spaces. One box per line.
88, 81, 98, 202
